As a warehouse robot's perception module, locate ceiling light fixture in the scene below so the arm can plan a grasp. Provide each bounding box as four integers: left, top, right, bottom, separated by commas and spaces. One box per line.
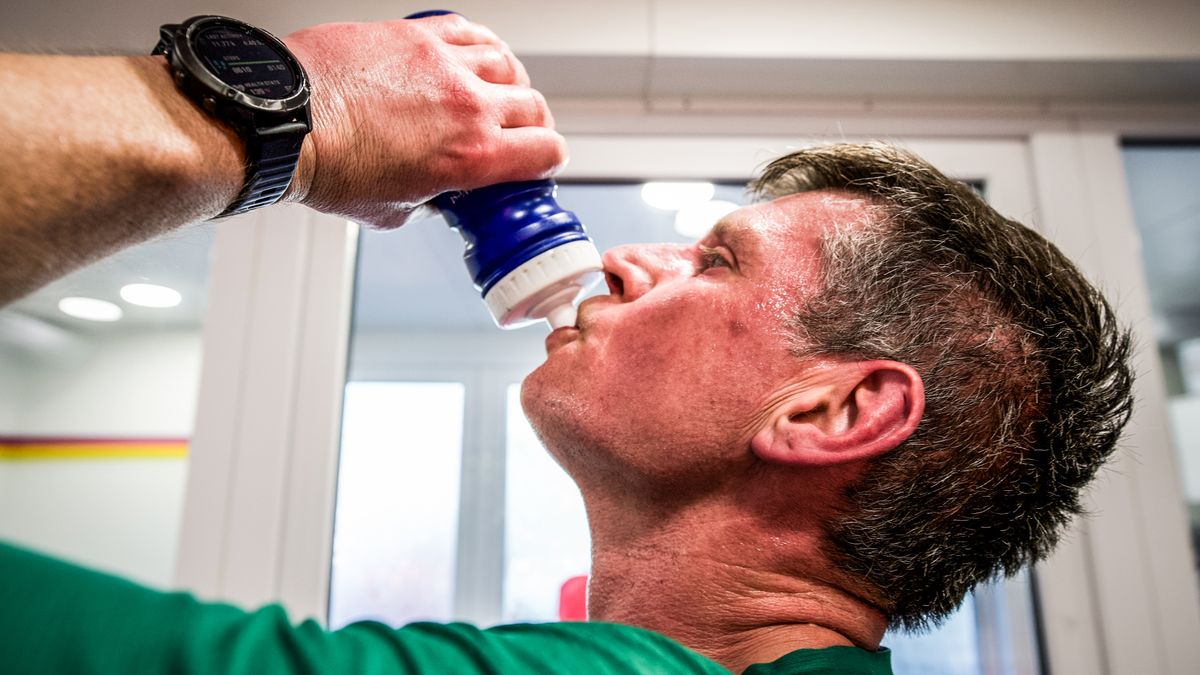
58, 297, 123, 322
674, 200, 740, 238
120, 283, 182, 308
640, 182, 715, 211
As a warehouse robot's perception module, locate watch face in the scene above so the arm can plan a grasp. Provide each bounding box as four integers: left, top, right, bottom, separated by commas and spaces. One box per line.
192, 23, 299, 100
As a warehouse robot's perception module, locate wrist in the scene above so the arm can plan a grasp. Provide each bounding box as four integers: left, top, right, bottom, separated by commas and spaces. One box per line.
284, 135, 315, 205
139, 54, 245, 218
281, 37, 318, 206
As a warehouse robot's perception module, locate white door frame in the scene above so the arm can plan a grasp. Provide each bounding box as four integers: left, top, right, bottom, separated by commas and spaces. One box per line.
175, 204, 358, 622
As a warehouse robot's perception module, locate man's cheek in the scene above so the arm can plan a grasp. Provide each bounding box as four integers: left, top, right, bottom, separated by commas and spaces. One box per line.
613, 314, 699, 381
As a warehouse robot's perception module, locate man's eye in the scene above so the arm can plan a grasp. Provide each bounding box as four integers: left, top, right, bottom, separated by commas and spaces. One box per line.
697, 246, 732, 272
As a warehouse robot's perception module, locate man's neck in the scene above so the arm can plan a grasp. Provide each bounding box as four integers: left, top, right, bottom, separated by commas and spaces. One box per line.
584, 499, 887, 673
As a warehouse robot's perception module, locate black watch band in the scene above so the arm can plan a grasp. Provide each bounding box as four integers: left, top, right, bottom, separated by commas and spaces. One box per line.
154, 16, 311, 219
221, 125, 306, 217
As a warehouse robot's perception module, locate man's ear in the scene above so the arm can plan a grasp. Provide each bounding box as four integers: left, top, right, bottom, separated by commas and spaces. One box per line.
750, 360, 924, 467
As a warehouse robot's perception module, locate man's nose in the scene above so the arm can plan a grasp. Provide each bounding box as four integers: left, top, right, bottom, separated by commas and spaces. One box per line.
601, 243, 691, 301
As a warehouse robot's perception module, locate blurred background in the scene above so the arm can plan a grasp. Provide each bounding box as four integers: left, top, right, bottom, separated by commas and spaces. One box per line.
1, 2, 1198, 674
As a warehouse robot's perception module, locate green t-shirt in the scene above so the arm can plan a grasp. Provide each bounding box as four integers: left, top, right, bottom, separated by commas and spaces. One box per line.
0, 541, 890, 674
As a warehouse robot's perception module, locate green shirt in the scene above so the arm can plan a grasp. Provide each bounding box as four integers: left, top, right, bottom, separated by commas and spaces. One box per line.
0, 541, 890, 674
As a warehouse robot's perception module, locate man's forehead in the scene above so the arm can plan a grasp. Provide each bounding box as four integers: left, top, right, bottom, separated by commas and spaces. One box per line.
718, 190, 873, 244
702, 190, 873, 301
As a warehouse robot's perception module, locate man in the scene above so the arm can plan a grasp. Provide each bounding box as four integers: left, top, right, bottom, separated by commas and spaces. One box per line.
0, 14, 1133, 675
522, 143, 1134, 670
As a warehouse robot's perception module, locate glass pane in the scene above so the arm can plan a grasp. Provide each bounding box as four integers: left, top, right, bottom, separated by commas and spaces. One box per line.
0, 223, 214, 587
503, 383, 589, 622
887, 598, 980, 674
329, 381, 465, 628
1122, 143, 1200, 588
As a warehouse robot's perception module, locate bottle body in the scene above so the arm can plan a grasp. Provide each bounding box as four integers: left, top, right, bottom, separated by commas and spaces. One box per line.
436, 180, 603, 329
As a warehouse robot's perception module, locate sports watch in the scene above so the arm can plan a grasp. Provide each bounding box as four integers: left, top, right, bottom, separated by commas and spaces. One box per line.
153, 16, 311, 218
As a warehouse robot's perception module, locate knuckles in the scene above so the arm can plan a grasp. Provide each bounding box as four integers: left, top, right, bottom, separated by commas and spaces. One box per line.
529, 88, 552, 126
438, 78, 489, 119
439, 134, 500, 185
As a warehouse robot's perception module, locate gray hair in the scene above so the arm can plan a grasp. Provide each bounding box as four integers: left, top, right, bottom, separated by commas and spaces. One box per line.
750, 143, 1134, 631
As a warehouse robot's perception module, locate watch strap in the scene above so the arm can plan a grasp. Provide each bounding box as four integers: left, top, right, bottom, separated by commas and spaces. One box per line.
152, 26, 175, 56
219, 125, 306, 218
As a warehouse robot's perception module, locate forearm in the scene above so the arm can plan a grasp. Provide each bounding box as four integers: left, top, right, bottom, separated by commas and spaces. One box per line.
0, 16, 567, 307
0, 53, 243, 305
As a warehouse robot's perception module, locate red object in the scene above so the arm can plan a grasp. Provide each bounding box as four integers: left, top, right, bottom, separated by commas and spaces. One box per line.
558, 575, 589, 621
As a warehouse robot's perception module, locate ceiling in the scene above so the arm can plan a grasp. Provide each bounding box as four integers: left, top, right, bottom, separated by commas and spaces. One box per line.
3, 1, 1199, 107
0, 222, 217, 348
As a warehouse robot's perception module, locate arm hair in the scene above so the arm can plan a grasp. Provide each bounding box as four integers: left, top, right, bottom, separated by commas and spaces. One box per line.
0, 53, 245, 305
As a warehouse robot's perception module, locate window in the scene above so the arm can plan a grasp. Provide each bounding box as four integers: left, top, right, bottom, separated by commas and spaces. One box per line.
1122, 143, 1200, 592
329, 381, 466, 628
503, 383, 589, 622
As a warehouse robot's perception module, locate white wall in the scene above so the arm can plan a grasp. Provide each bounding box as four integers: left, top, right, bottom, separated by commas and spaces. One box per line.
0, 354, 25, 431
0, 329, 202, 587
0, 460, 189, 587
14, 330, 202, 436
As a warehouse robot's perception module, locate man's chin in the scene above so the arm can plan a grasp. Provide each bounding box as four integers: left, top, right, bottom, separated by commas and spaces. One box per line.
519, 360, 579, 440
518, 364, 547, 422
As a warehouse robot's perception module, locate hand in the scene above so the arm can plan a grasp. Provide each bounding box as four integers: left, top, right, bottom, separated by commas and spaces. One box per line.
283, 15, 567, 228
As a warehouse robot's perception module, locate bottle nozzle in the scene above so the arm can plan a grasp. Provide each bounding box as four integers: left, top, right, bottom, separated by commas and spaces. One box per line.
545, 303, 578, 330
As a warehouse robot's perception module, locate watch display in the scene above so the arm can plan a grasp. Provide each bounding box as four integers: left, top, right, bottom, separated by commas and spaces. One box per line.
156, 15, 310, 217
192, 23, 299, 100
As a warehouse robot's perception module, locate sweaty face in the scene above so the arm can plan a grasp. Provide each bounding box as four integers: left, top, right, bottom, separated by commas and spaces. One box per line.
520, 191, 873, 489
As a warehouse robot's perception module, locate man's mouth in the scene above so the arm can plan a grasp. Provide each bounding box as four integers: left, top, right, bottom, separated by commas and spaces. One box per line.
544, 324, 580, 353
544, 302, 592, 354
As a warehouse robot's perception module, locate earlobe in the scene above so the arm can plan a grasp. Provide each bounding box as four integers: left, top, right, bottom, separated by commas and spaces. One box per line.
750, 361, 925, 468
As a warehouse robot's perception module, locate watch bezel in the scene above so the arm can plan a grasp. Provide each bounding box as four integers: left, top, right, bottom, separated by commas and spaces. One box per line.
170, 15, 309, 115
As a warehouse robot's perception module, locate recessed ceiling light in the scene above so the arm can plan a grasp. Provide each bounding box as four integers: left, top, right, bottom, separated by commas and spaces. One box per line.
120, 283, 182, 308
58, 297, 123, 322
640, 182, 715, 210
674, 200, 740, 238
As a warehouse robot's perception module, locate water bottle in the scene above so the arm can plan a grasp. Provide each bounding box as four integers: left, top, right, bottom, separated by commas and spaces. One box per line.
405, 10, 603, 329
435, 181, 603, 329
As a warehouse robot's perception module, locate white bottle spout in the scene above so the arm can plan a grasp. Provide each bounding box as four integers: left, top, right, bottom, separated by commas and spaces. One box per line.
545, 303, 578, 330
483, 241, 603, 329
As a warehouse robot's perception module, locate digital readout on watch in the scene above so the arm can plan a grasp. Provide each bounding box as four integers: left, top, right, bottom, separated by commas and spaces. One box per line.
192, 25, 299, 100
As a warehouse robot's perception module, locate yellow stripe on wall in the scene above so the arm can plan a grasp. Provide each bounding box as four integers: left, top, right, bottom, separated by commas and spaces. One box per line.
0, 440, 189, 460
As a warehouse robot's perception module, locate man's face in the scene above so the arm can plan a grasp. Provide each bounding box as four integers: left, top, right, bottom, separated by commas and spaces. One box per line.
521, 191, 873, 487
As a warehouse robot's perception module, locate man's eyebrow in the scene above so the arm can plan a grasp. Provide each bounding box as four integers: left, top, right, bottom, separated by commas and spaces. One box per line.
709, 217, 756, 263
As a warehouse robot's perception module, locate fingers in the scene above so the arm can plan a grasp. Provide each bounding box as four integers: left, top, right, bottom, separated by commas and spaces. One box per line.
458, 44, 530, 87
489, 84, 554, 129
411, 13, 503, 48
406, 15, 532, 87
484, 127, 570, 185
